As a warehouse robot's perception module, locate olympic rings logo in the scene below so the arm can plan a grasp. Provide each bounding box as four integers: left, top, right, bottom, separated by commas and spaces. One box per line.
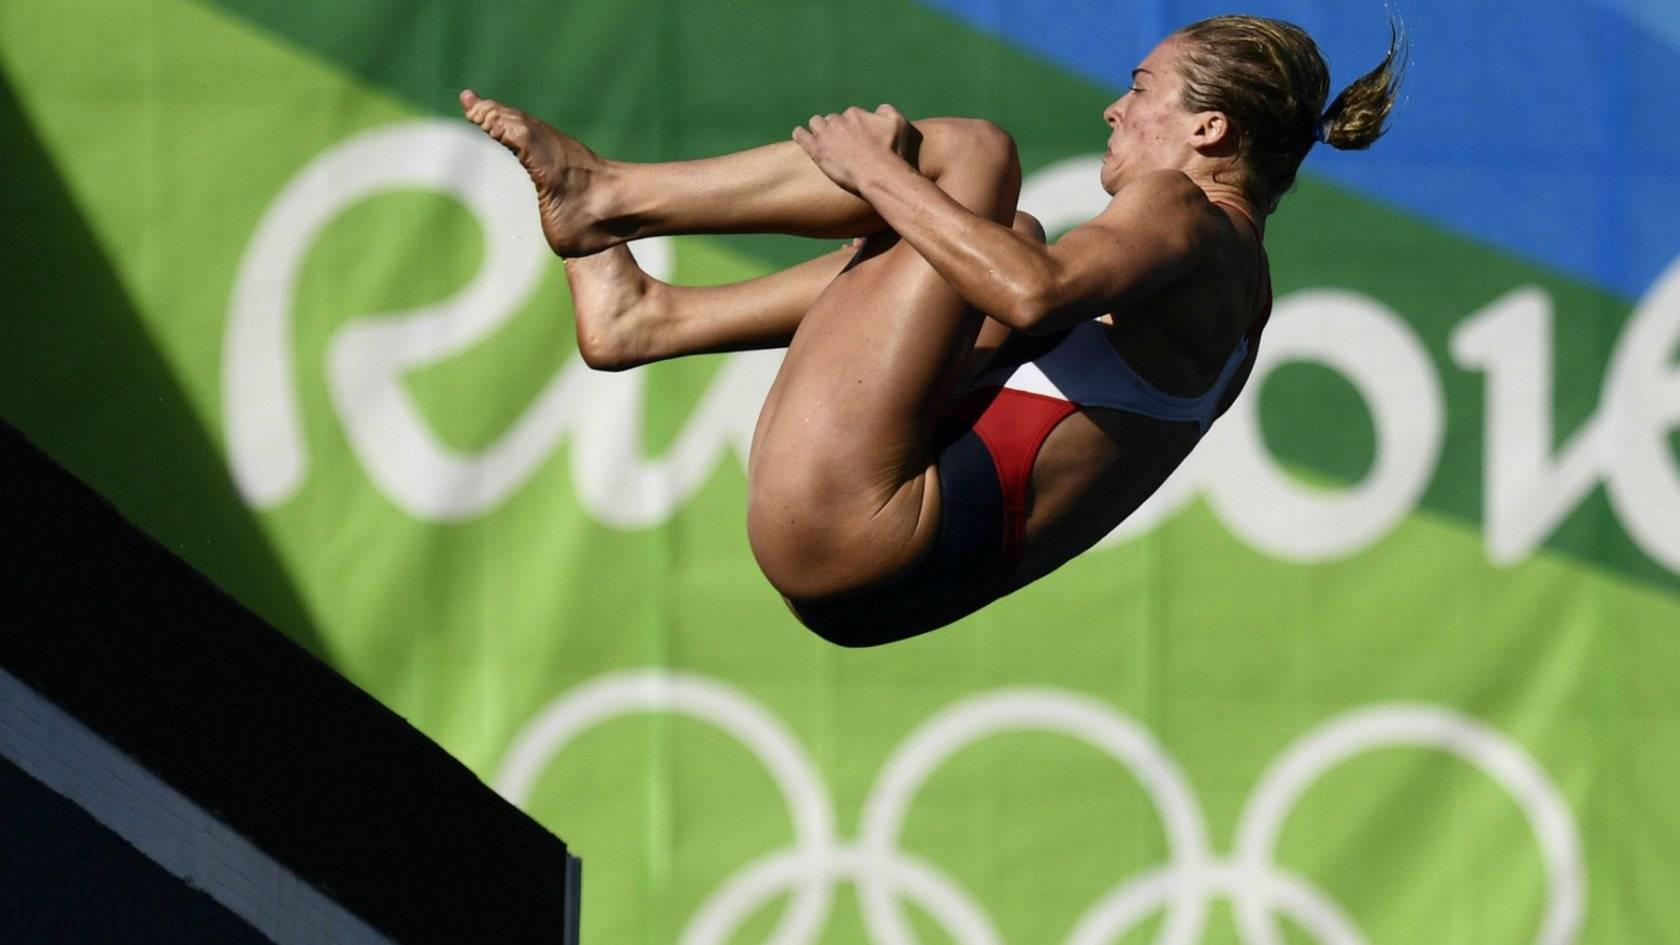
494, 670, 1585, 945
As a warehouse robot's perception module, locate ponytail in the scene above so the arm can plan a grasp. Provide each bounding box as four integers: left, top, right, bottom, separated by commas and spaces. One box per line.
1318, 17, 1408, 150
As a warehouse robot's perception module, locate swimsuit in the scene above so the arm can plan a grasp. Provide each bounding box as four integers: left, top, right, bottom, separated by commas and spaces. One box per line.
792, 204, 1271, 646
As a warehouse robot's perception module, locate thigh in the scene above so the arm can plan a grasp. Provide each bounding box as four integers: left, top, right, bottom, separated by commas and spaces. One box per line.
745, 235, 1008, 599
745, 208, 1035, 602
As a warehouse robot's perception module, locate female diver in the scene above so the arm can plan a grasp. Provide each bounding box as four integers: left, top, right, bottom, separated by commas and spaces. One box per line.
460, 14, 1404, 646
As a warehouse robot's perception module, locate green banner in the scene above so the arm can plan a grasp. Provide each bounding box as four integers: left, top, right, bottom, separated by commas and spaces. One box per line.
5, 0, 1678, 942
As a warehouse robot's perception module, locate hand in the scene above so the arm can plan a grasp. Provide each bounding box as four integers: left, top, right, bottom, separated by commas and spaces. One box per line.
792, 104, 917, 194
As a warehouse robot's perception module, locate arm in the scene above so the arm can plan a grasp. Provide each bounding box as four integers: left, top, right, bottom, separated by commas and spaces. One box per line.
861, 164, 1207, 333
795, 107, 1209, 333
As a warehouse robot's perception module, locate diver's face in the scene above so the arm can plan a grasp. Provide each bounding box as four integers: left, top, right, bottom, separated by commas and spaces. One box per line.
1100, 38, 1197, 194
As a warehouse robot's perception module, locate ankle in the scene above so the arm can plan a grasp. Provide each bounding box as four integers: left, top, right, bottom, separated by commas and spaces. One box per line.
588, 161, 645, 241
576, 273, 664, 372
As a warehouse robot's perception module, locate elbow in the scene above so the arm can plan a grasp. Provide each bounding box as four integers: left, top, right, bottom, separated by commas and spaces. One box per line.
1002, 284, 1055, 334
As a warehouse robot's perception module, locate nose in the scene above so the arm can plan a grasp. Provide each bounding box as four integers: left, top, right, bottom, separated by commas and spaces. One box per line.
1103, 97, 1123, 127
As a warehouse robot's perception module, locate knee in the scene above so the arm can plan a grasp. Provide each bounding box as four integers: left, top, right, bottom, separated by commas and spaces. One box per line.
1011, 210, 1047, 243
951, 118, 1018, 164
917, 117, 1020, 179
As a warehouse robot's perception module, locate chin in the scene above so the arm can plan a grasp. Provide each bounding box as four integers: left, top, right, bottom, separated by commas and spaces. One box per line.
1098, 158, 1122, 195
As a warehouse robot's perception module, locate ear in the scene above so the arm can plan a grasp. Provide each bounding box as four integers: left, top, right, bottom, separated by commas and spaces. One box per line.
1188, 110, 1237, 155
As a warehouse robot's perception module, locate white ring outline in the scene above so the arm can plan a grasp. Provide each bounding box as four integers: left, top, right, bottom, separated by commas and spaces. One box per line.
494, 671, 839, 945
856, 689, 1212, 945
1230, 704, 1585, 945
494, 671, 1585, 945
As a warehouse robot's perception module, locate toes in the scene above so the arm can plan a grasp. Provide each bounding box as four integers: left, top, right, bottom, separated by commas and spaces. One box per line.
460, 97, 549, 166
463, 91, 499, 126
466, 98, 501, 126
501, 120, 531, 149
459, 95, 541, 154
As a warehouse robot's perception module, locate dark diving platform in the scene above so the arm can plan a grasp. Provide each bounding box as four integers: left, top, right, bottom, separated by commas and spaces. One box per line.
0, 418, 580, 944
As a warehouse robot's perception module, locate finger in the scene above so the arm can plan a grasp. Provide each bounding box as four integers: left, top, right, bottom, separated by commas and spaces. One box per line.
459, 89, 480, 111
792, 126, 813, 150
876, 102, 903, 120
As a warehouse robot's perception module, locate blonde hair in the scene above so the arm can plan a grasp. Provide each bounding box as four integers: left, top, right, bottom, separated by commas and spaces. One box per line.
1173, 13, 1407, 212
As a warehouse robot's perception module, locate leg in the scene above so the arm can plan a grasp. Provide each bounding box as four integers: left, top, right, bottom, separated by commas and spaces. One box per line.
563, 243, 854, 371
743, 120, 1023, 601
567, 213, 1045, 372
461, 90, 992, 254
467, 91, 1032, 605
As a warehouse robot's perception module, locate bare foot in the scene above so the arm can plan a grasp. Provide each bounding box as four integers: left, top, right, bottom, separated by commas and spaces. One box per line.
563, 245, 665, 371
460, 89, 623, 256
